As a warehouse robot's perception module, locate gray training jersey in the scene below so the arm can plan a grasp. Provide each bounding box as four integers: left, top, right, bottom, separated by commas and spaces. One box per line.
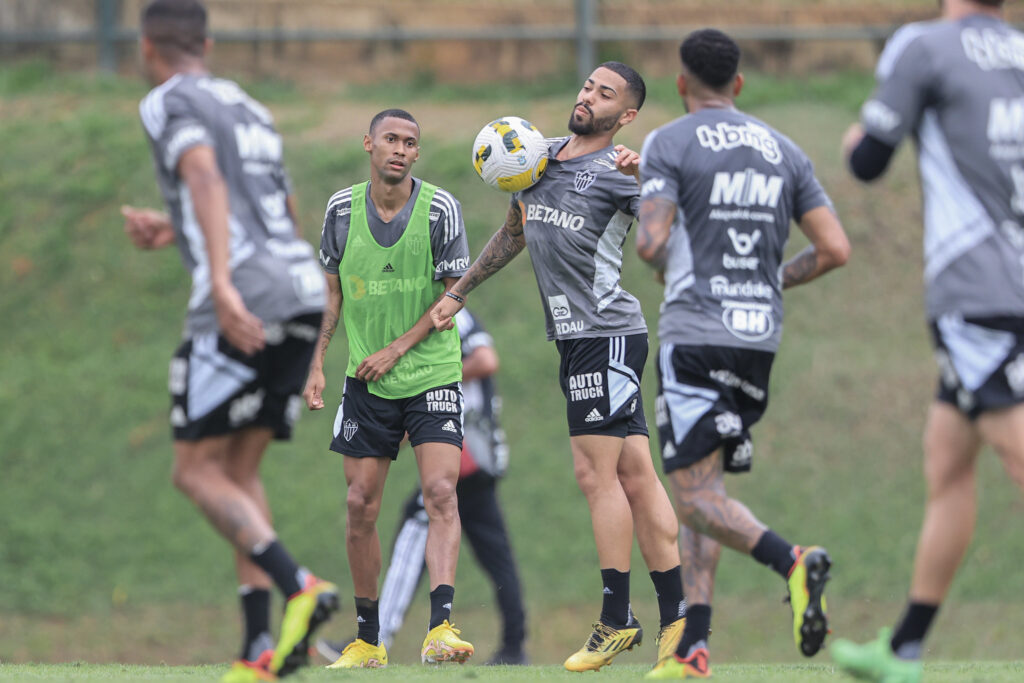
513, 137, 647, 341
140, 73, 325, 338
640, 108, 832, 353
318, 178, 470, 279
862, 15, 1024, 320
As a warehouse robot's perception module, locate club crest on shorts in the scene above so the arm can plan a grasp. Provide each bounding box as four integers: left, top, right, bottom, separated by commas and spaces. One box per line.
574, 169, 597, 193
343, 418, 359, 441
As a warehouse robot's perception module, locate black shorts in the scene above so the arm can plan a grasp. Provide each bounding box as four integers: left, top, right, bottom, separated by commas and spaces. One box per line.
330, 377, 464, 459
931, 314, 1024, 419
555, 333, 649, 438
656, 343, 774, 475
169, 313, 322, 442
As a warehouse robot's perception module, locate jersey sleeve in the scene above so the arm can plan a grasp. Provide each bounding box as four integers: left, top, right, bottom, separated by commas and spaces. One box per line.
430, 189, 470, 280
791, 152, 834, 222
145, 88, 215, 176
318, 192, 349, 275
861, 25, 935, 148
455, 309, 494, 357
639, 127, 682, 207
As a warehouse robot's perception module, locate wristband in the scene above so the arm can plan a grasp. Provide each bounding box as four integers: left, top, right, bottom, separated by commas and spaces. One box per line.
445, 291, 465, 304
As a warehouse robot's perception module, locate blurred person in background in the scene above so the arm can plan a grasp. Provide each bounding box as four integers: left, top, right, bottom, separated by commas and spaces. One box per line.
317, 307, 528, 666
304, 109, 474, 667
835, 1, 1024, 681
122, 0, 339, 680
432, 62, 687, 674
636, 28, 850, 679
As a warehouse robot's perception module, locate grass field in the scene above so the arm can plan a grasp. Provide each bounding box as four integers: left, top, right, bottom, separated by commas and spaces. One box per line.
2, 58, 1024, 672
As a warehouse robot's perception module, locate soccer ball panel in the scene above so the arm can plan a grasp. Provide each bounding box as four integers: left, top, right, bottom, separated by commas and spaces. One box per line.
471, 116, 549, 193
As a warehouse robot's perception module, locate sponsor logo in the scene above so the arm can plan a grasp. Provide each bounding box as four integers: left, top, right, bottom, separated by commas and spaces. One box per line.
548, 294, 571, 320
556, 320, 586, 335
575, 169, 597, 193
525, 203, 586, 231
290, 261, 325, 305
266, 239, 312, 260
641, 177, 667, 197
343, 418, 359, 441
729, 438, 754, 467
962, 27, 1024, 72
569, 372, 604, 401
168, 358, 187, 395
382, 262, 395, 273
260, 191, 287, 218
319, 249, 332, 267
721, 302, 775, 342
264, 323, 285, 345
170, 405, 187, 427
229, 389, 265, 426
709, 368, 766, 402
988, 98, 1024, 161
1006, 353, 1024, 395
862, 100, 901, 133
727, 228, 762, 255
337, 207, 352, 217
287, 322, 319, 342
709, 208, 775, 223
629, 398, 637, 414
696, 122, 783, 164
441, 420, 458, 433
348, 275, 431, 300
723, 253, 760, 270
429, 211, 441, 221
710, 170, 783, 208
234, 123, 282, 162
709, 275, 774, 300
435, 256, 470, 273
715, 411, 742, 437
426, 389, 460, 414
585, 408, 604, 423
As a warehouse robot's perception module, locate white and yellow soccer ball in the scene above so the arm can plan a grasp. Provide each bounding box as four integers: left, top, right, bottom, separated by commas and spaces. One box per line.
471, 116, 549, 192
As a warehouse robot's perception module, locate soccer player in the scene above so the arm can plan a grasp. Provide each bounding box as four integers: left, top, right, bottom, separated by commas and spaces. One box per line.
432, 62, 687, 672
635, 29, 851, 678
123, 1, 340, 681
303, 109, 474, 667
832, 2, 1024, 681
317, 307, 528, 665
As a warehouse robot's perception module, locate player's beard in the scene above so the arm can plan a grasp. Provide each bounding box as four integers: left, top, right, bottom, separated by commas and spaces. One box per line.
568, 104, 620, 135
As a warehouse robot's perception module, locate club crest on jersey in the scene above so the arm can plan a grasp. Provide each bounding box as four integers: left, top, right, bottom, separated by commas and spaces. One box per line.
343, 419, 359, 442
574, 169, 597, 193
408, 235, 426, 256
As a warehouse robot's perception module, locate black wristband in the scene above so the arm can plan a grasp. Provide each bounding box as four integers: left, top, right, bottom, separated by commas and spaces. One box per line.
444, 291, 465, 304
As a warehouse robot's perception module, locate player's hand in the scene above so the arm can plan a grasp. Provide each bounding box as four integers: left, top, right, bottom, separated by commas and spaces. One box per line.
121, 205, 175, 249
431, 295, 462, 331
212, 283, 265, 355
841, 123, 865, 161
614, 144, 641, 179
303, 367, 326, 410
355, 346, 401, 382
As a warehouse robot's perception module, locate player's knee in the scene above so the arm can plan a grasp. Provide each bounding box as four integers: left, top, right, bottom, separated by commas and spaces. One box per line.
171, 458, 204, 498
346, 485, 381, 525
421, 477, 457, 516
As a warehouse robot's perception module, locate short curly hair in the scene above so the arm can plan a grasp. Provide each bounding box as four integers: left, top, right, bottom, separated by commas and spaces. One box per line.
679, 29, 740, 91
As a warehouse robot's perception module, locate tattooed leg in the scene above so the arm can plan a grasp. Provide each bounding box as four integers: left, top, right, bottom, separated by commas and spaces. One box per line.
173, 434, 277, 554
667, 449, 767, 554
680, 519, 721, 606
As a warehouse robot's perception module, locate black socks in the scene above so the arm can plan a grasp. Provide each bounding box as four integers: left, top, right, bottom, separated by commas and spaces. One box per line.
429, 584, 455, 629
599, 568, 632, 627
649, 566, 686, 629
751, 529, 797, 579
355, 596, 381, 645
891, 602, 939, 660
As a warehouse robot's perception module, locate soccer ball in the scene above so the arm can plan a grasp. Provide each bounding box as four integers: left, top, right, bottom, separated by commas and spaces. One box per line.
471, 116, 549, 192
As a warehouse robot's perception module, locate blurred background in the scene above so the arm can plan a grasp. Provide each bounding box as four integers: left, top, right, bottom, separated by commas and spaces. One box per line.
2, 0, 1023, 669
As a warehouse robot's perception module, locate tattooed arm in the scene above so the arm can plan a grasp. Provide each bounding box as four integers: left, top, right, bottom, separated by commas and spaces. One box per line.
636, 196, 676, 271
303, 273, 342, 410
431, 202, 526, 331
781, 205, 851, 290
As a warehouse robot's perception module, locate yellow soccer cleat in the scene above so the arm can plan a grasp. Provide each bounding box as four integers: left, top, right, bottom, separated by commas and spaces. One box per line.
421, 620, 474, 664
655, 617, 686, 666
564, 619, 643, 672
326, 638, 388, 668
271, 576, 341, 676
222, 650, 276, 682
786, 545, 831, 657
645, 647, 711, 679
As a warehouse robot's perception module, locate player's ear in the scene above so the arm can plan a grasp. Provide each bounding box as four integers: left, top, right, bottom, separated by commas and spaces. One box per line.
733, 72, 744, 98
676, 73, 687, 98
363, 133, 373, 153
202, 37, 213, 58
619, 108, 639, 127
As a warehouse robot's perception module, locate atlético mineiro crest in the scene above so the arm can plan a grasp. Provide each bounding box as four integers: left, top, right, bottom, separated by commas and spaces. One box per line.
343, 419, 359, 441
574, 169, 597, 193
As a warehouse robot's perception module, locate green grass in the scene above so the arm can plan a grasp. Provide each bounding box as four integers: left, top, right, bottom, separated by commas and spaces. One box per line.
1, 62, 1023, 667
1, 662, 1023, 682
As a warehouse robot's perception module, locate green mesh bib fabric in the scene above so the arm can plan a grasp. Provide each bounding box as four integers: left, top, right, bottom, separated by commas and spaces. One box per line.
340, 181, 461, 398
